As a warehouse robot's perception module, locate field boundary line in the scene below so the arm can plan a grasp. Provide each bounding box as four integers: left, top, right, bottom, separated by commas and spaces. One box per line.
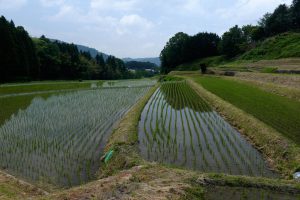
186, 78, 300, 178
0, 170, 49, 195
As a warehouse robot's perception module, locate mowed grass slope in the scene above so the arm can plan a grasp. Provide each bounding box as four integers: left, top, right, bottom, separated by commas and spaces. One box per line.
193, 76, 300, 145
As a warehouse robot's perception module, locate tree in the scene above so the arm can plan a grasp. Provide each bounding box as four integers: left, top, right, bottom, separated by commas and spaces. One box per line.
160, 32, 190, 73
264, 4, 291, 36
159, 32, 220, 73
220, 25, 246, 58
291, 0, 300, 29
0, 16, 38, 82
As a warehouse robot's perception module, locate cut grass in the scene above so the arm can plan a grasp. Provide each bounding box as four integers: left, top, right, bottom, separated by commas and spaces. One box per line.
193, 76, 300, 146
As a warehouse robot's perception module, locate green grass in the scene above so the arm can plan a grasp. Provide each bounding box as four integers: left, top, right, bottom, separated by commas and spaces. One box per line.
0, 184, 17, 199
174, 32, 300, 72
193, 76, 300, 145
176, 56, 228, 71
0, 81, 102, 96
240, 32, 300, 61
159, 75, 184, 82
261, 67, 278, 73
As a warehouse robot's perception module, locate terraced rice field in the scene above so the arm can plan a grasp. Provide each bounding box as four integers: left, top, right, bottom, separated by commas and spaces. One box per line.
138, 81, 276, 177
0, 85, 151, 187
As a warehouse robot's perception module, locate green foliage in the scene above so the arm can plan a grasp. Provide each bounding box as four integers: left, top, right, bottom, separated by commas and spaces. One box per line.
159, 0, 300, 72
264, 4, 291, 36
176, 56, 227, 71
291, 0, 300, 28
160, 32, 220, 73
194, 76, 300, 145
181, 185, 205, 200
240, 32, 300, 60
220, 25, 247, 57
125, 61, 158, 70
0, 16, 137, 83
0, 16, 38, 82
261, 67, 278, 73
159, 75, 183, 82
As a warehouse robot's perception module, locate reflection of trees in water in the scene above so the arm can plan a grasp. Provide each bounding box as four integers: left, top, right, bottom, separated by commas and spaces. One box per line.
160, 81, 212, 113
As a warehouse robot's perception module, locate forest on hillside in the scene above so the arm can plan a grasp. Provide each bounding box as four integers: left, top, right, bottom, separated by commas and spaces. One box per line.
0, 16, 148, 83
160, 0, 300, 73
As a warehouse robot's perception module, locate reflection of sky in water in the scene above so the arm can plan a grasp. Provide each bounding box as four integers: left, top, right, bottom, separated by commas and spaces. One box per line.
139, 82, 278, 178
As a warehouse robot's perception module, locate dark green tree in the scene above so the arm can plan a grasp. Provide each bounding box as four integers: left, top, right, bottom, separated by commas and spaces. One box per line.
220, 25, 246, 57
264, 4, 291, 36
291, 0, 300, 29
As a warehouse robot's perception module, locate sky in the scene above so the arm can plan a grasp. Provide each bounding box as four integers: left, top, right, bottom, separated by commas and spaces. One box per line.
0, 0, 293, 58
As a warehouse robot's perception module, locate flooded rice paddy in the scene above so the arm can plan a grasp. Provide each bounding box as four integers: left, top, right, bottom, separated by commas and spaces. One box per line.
138, 81, 277, 177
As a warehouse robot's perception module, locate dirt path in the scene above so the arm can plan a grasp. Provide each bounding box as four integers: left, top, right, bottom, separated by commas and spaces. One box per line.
39, 165, 192, 200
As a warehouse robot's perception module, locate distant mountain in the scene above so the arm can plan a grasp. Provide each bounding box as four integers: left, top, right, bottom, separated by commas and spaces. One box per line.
123, 57, 161, 66
50, 39, 109, 60
76, 45, 109, 60
125, 61, 158, 70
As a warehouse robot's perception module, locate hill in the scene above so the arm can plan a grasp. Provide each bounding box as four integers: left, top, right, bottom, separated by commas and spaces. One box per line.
176, 32, 300, 72
240, 32, 300, 60
50, 39, 109, 59
76, 44, 109, 60
123, 57, 161, 66
125, 61, 158, 70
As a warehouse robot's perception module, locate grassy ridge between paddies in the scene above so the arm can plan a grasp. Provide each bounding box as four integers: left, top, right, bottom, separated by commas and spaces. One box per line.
0, 170, 46, 200
99, 84, 159, 176
184, 76, 300, 177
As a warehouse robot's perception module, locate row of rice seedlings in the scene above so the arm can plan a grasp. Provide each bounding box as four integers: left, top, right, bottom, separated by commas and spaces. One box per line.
190, 82, 273, 176
182, 82, 267, 176
0, 86, 151, 186
139, 81, 276, 178
181, 82, 241, 173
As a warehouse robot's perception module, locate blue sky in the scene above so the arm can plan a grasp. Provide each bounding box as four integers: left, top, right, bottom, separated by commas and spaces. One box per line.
0, 0, 292, 58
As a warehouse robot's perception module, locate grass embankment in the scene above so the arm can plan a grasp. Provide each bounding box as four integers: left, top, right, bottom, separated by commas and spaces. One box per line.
241, 32, 300, 61
0, 171, 46, 199
99, 84, 159, 176
185, 75, 300, 177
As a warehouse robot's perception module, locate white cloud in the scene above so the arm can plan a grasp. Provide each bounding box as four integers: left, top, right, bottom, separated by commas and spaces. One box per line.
182, 0, 203, 12
39, 0, 64, 7
215, 0, 292, 23
90, 0, 138, 11
0, 0, 27, 9
120, 14, 153, 28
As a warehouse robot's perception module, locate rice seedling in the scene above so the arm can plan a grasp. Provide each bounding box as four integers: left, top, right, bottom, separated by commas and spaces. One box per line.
138, 81, 277, 178
0, 85, 151, 187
